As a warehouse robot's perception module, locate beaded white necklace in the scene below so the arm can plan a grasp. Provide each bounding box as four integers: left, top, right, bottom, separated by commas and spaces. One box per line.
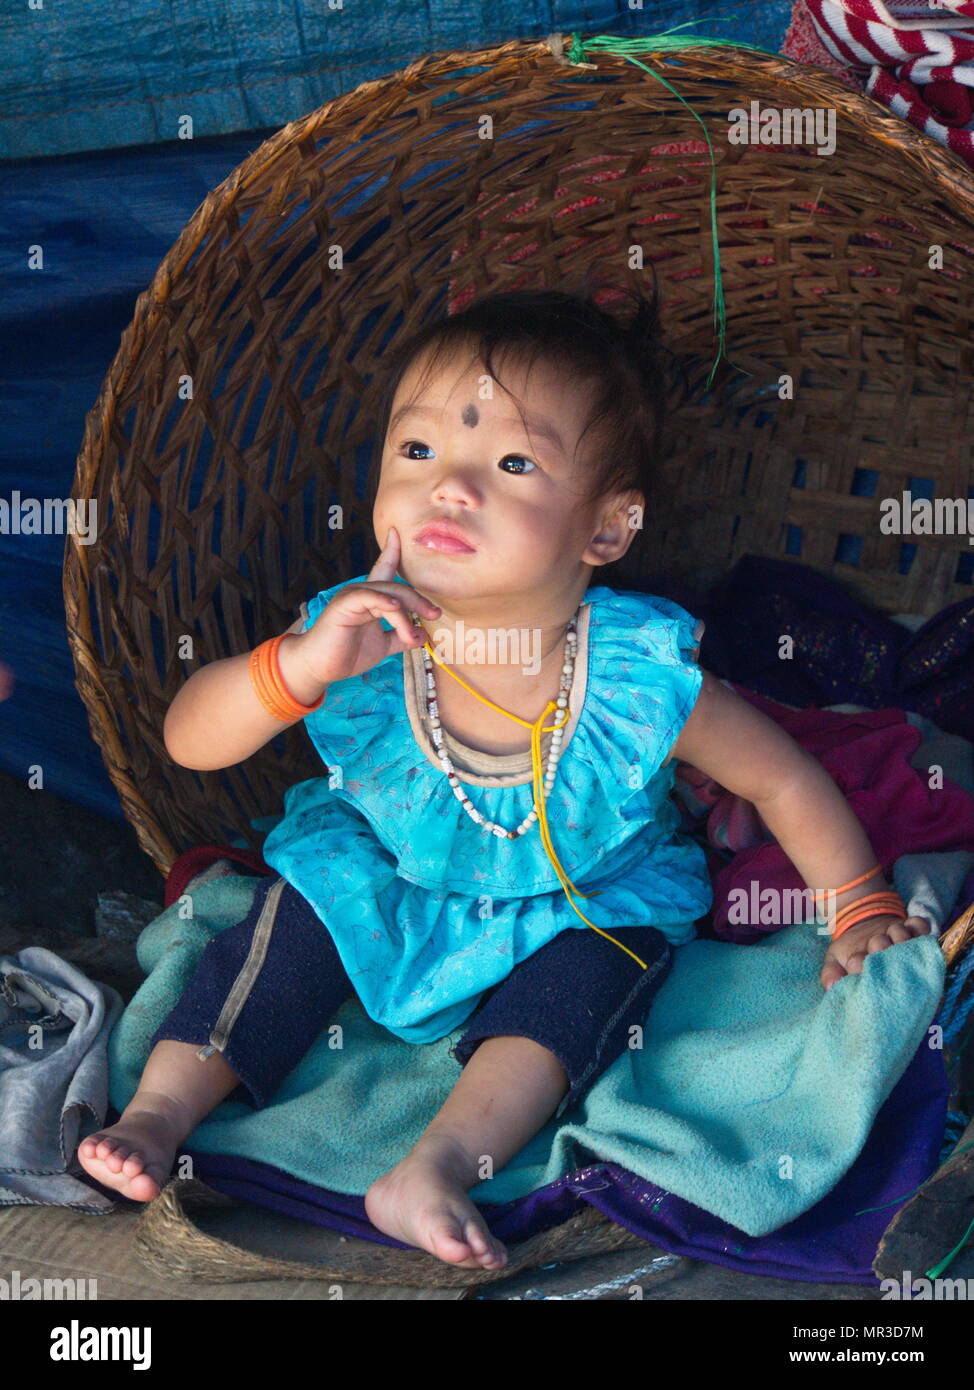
417, 610, 580, 840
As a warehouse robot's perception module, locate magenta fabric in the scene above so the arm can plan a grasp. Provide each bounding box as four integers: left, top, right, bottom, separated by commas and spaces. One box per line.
674, 760, 771, 852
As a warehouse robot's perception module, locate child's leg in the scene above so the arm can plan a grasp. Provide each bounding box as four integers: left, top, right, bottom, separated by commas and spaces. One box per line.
78, 876, 353, 1201
365, 923, 673, 1269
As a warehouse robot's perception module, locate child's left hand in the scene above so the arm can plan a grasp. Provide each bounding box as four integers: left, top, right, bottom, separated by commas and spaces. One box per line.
821, 914, 933, 992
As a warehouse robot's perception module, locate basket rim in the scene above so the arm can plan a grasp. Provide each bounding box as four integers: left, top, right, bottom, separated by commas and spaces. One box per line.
63, 33, 974, 876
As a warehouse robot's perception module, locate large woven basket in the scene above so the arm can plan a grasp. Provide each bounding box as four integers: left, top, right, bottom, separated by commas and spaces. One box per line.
64, 33, 974, 1289
66, 33, 974, 878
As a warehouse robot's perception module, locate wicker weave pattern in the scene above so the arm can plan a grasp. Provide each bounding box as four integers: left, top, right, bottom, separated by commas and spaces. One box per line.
65, 37, 974, 875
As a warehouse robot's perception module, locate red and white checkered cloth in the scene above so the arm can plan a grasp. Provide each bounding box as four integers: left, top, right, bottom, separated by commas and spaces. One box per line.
784, 1, 974, 172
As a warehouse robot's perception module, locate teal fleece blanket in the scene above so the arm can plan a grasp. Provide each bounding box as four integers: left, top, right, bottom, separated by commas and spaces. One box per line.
108, 872, 946, 1238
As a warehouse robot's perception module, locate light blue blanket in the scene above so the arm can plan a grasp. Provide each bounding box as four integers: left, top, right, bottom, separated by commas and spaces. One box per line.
108, 872, 945, 1237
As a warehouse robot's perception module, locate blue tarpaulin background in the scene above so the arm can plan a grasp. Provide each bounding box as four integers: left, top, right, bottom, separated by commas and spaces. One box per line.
0, 1, 795, 826
1, 0, 794, 161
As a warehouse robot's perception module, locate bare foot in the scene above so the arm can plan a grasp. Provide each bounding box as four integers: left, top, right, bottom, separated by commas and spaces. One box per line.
76, 1098, 187, 1202
364, 1132, 508, 1270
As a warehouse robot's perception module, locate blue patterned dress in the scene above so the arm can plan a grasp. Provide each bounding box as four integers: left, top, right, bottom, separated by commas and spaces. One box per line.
261, 575, 712, 1044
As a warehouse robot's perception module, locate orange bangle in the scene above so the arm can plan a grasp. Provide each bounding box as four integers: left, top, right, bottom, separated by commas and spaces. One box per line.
249, 635, 325, 722
833, 890, 903, 926
250, 642, 293, 722
250, 641, 285, 719
813, 863, 882, 906
262, 635, 316, 714
834, 891, 903, 924
263, 635, 325, 720
251, 636, 324, 721
832, 892, 906, 941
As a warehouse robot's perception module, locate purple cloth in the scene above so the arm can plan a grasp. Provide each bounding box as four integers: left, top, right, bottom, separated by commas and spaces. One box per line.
87, 1026, 947, 1285
688, 555, 974, 744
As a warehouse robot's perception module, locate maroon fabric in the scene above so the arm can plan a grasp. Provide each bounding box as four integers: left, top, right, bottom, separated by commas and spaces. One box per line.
163, 844, 271, 909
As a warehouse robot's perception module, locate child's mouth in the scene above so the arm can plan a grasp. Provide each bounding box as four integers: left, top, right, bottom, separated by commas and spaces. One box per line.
413, 527, 476, 554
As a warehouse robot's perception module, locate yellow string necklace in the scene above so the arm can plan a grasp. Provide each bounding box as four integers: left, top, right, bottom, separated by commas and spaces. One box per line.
417, 620, 648, 971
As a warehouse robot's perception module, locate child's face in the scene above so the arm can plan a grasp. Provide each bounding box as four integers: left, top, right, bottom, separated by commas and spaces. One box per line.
373, 348, 619, 605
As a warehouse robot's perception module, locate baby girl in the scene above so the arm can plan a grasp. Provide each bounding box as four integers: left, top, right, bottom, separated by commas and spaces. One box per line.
77, 283, 931, 1270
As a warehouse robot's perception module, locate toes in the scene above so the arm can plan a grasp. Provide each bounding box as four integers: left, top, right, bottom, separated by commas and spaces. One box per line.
81, 1135, 149, 1175
460, 1219, 505, 1266
429, 1218, 476, 1263
463, 1220, 489, 1256
104, 1145, 145, 1175
426, 1212, 497, 1268
476, 1244, 506, 1269
468, 1225, 506, 1268
446, 1216, 506, 1269
125, 1171, 162, 1202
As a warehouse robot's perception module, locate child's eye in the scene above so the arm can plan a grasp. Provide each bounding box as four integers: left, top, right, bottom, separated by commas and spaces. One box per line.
400, 442, 537, 474
498, 454, 536, 475
401, 441, 434, 460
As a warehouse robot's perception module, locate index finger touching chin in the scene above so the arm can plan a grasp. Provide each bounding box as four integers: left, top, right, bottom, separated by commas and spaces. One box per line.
368, 527, 399, 581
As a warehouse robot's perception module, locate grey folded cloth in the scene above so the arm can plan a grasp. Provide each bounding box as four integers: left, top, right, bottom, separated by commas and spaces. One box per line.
1, 948, 124, 1212
904, 710, 974, 798
892, 852, 974, 939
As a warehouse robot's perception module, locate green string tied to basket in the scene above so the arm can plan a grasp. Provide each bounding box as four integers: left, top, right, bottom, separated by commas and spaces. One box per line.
564, 20, 778, 390
852, 1136, 974, 1281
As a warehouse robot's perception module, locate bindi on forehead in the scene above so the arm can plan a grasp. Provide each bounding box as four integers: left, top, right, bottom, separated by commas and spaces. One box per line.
461, 403, 479, 428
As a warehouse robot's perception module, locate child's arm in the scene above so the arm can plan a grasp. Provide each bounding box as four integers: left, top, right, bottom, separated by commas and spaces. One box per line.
163, 618, 327, 771
164, 531, 441, 772
670, 673, 932, 989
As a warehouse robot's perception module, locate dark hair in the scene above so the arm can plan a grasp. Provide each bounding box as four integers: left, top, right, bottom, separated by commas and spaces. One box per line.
364, 268, 678, 586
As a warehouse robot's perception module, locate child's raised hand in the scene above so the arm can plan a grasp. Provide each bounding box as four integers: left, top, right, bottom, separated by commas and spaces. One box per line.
820, 913, 933, 992
295, 527, 441, 687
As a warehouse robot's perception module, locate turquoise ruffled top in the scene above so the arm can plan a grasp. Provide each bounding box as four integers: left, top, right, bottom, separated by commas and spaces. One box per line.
261, 574, 713, 1044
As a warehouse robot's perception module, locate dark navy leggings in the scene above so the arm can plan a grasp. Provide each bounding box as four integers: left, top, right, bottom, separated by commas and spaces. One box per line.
150, 874, 674, 1118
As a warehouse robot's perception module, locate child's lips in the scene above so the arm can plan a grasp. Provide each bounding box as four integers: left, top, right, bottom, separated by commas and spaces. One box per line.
413, 525, 477, 554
